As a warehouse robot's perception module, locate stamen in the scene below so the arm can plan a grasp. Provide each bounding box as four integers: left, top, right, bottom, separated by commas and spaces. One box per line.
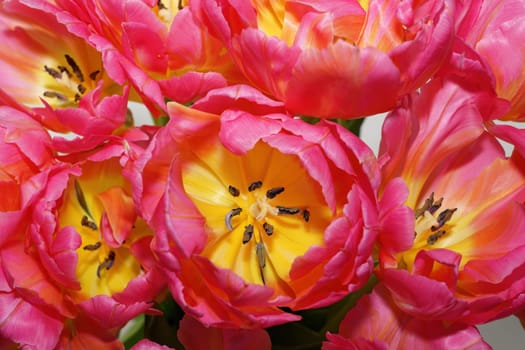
77, 84, 87, 94
96, 251, 116, 278
263, 222, 273, 236
225, 207, 242, 231
302, 209, 310, 222
427, 229, 446, 245
81, 215, 98, 230
83, 241, 101, 251
428, 197, 443, 215
256, 242, 266, 284
89, 70, 100, 81
242, 224, 254, 244
178, 0, 183, 10
44, 65, 61, 79
65, 54, 84, 82
266, 187, 285, 199
157, 0, 167, 9
431, 208, 457, 231
248, 181, 263, 192
228, 185, 240, 197
43, 91, 68, 102
57, 65, 72, 78
415, 192, 445, 218
277, 206, 300, 215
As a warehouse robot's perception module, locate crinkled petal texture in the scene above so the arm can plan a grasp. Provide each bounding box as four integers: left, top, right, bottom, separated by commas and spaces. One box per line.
322, 284, 490, 350
193, 0, 455, 118
0, 106, 53, 186
133, 87, 381, 327
52, 0, 238, 111
0, 134, 164, 348
456, 0, 525, 121
378, 76, 525, 324
0, 171, 127, 349
0, 0, 123, 127
177, 314, 271, 350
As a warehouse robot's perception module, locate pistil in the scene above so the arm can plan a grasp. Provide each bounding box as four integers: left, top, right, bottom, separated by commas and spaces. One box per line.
222, 179, 311, 285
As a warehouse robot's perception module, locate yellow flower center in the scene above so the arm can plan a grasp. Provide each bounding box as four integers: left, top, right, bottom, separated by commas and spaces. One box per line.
181, 141, 332, 296
155, 0, 188, 27
399, 192, 459, 269
42, 53, 102, 106
58, 159, 147, 301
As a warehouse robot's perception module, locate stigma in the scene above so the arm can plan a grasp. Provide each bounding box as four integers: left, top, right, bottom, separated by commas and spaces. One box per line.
74, 180, 118, 279
223, 179, 310, 284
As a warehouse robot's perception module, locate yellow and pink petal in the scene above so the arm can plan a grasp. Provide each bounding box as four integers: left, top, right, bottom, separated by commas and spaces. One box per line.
378, 76, 525, 324
322, 284, 490, 349
135, 89, 382, 327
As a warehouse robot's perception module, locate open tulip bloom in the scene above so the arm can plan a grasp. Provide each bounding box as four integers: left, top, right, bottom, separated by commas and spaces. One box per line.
1, 0, 525, 349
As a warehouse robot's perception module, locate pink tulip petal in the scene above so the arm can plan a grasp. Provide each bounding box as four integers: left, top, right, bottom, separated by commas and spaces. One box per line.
286, 41, 401, 118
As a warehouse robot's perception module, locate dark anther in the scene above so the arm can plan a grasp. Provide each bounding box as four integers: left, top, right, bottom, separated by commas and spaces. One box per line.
97, 251, 116, 278
427, 229, 446, 245
263, 222, 273, 236
43, 91, 68, 102
243, 224, 254, 244
58, 65, 72, 78
89, 70, 100, 81
428, 197, 443, 215
44, 65, 61, 79
302, 209, 310, 222
77, 84, 86, 94
228, 185, 240, 197
178, 0, 183, 10
277, 206, 300, 215
248, 181, 263, 192
431, 208, 457, 231
266, 187, 285, 199
157, 0, 167, 9
415, 192, 444, 218
74, 93, 81, 102
81, 215, 98, 230
225, 207, 242, 231
83, 241, 101, 251
65, 54, 84, 82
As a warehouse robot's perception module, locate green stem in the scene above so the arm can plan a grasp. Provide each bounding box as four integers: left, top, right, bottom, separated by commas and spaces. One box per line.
321, 273, 378, 335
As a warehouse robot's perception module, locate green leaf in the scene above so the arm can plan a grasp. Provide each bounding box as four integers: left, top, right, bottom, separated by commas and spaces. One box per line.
267, 320, 324, 350
120, 314, 145, 349
321, 273, 378, 335
143, 294, 186, 349
154, 115, 170, 126
332, 118, 364, 136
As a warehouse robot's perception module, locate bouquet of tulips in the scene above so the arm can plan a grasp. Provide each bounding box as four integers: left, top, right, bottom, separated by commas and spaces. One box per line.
1, 0, 525, 349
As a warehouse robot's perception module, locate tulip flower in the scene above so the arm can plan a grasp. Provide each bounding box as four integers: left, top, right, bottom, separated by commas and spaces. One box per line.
131, 85, 384, 327
191, 0, 455, 118
377, 76, 525, 324
455, 0, 525, 121
323, 284, 490, 349
43, 0, 237, 111
0, 117, 164, 347
0, 0, 126, 132
0, 162, 128, 349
